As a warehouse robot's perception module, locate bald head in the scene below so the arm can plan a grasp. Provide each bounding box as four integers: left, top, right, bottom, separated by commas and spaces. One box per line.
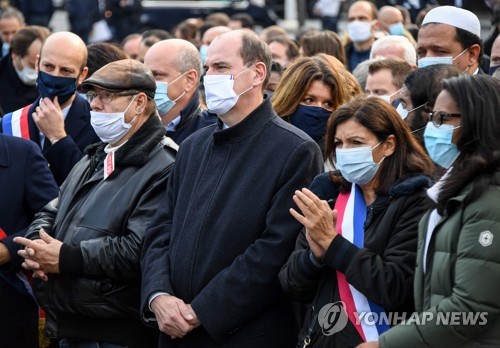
40, 31, 87, 70
490, 35, 500, 71
348, 1, 378, 22
378, 6, 403, 26
202, 26, 231, 46
145, 39, 202, 77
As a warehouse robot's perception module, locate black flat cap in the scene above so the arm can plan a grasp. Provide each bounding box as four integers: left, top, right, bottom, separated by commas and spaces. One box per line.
80, 59, 156, 99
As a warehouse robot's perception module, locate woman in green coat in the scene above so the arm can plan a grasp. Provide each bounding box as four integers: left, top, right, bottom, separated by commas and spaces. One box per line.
360, 74, 500, 348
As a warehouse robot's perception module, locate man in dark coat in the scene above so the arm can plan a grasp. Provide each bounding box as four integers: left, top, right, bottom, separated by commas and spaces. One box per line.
0, 31, 99, 185
0, 133, 58, 348
140, 30, 323, 347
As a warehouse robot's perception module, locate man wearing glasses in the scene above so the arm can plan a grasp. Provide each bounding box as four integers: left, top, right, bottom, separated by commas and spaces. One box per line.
15, 59, 177, 348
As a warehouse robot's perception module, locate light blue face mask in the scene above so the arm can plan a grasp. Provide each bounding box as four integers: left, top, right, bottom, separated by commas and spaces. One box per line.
417, 48, 468, 68
423, 122, 460, 168
154, 73, 186, 115
389, 22, 405, 36
1, 42, 9, 57
335, 142, 384, 185
199, 45, 208, 65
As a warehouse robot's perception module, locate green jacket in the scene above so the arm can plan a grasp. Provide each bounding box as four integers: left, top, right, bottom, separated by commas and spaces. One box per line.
380, 179, 500, 347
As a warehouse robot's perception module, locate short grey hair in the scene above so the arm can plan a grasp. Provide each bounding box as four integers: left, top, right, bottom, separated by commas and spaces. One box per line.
176, 45, 202, 77
370, 35, 416, 67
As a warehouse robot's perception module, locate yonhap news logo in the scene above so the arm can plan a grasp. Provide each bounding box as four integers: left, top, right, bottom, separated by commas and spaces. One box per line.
317, 302, 489, 337
317, 301, 349, 336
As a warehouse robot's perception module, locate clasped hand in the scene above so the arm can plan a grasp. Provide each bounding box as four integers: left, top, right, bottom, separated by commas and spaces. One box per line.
13, 228, 62, 281
290, 188, 338, 259
151, 295, 201, 339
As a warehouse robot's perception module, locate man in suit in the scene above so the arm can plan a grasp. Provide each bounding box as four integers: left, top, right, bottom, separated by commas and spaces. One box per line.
0, 133, 58, 348
0, 31, 99, 185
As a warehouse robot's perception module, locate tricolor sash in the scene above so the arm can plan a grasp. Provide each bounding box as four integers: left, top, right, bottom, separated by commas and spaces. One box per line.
1, 104, 32, 139
334, 183, 389, 341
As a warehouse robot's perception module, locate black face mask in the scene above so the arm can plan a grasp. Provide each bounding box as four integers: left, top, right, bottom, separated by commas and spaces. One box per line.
36, 70, 77, 104
290, 104, 332, 142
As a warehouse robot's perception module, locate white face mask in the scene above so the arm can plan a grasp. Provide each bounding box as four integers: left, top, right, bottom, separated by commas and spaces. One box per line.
90, 95, 137, 144
203, 65, 254, 115
14, 58, 38, 86
347, 20, 373, 43
417, 48, 468, 68
396, 102, 425, 120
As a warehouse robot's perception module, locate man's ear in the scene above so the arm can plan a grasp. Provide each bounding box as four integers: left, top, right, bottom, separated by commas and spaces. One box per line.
253, 62, 267, 87
77, 67, 89, 85
184, 69, 198, 92
135, 92, 148, 113
466, 44, 481, 67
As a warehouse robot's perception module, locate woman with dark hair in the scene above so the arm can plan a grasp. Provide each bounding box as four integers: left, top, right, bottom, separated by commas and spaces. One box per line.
279, 96, 434, 347
360, 74, 500, 347
398, 64, 461, 145
272, 54, 362, 157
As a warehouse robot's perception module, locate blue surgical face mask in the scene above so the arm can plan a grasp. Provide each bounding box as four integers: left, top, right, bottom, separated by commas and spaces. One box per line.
335, 142, 384, 185
423, 122, 460, 169
154, 72, 186, 115
289, 105, 332, 142
389, 22, 405, 36
2, 42, 9, 57
489, 65, 499, 76
200, 45, 208, 65
36, 71, 77, 104
417, 48, 468, 68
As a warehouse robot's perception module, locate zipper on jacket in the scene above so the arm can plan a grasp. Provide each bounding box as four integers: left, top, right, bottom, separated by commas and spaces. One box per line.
302, 306, 317, 348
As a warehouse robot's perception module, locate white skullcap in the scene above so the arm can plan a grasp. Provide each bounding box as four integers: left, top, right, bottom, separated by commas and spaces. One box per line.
422, 6, 481, 37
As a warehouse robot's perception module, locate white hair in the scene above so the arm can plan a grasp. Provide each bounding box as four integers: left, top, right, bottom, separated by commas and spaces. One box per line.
370, 35, 416, 67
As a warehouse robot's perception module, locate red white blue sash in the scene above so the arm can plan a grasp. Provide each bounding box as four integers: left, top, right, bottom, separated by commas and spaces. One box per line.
1, 104, 32, 139
335, 183, 389, 341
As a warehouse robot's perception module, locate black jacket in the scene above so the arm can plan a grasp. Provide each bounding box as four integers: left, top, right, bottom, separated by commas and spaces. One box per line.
279, 172, 431, 347
166, 90, 218, 145
26, 115, 176, 347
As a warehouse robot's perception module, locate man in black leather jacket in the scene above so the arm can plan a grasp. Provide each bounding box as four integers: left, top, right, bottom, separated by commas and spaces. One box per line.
15, 59, 177, 348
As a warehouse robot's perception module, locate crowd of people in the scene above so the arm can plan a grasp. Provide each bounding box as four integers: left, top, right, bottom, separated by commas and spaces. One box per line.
0, 1, 499, 348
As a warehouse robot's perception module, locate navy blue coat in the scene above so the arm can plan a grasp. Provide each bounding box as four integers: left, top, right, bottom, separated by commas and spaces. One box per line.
0, 133, 58, 347
0, 93, 100, 185
166, 90, 218, 145
141, 99, 323, 347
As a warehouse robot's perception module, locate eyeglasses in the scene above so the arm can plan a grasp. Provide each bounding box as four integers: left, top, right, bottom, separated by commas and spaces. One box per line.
428, 111, 461, 127
86, 90, 137, 104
